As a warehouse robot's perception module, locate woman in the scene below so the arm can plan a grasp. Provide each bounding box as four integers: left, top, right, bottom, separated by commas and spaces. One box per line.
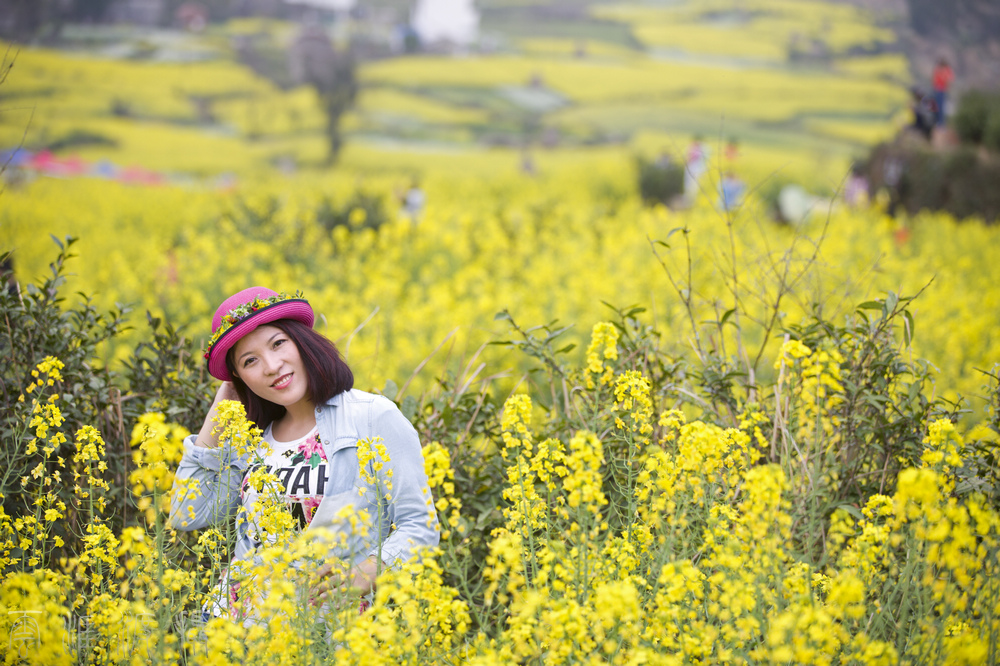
169, 286, 439, 618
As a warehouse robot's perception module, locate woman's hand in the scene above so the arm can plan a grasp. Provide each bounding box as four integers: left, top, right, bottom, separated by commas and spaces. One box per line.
311, 556, 379, 605
193, 382, 240, 449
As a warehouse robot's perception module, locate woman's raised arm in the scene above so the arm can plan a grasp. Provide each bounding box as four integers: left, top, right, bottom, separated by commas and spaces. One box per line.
168, 382, 248, 531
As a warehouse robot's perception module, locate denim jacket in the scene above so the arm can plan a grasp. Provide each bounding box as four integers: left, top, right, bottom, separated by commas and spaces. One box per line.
168, 389, 440, 568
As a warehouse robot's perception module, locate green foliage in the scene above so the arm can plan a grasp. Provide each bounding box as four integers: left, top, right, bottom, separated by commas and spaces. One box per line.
46, 129, 117, 152
953, 89, 1000, 147
402, 367, 505, 632
120, 311, 216, 431
782, 292, 960, 561
867, 140, 1000, 222
481, 289, 961, 573
1, 238, 127, 519
985, 107, 1000, 154
960, 366, 1000, 506
316, 190, 390, 235
0, 237, 213, 558
635, 155, 685, 205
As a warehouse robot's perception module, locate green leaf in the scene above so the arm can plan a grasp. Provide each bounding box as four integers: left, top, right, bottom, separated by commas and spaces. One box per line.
837, 504, 864, 521
475, 508, 496, 530
902, 310, 915, 346
309, 452, 321, 469
863, 393, 887, 408
857, 300, 882, 311
624, 306, 647, 318
401, 395, 418, 421
382, 379, 398, 400
884, 291, 899, 315
493, 311, 511, 322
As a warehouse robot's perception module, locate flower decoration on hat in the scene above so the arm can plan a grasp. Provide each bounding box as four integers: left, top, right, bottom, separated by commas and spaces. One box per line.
203, 286, 314, 382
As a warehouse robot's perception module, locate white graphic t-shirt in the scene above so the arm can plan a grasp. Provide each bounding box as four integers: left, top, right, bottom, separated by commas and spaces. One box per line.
240, 424, 330, 542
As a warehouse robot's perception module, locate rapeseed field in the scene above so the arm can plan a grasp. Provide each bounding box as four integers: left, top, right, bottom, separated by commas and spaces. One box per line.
2, 1, 1000, 662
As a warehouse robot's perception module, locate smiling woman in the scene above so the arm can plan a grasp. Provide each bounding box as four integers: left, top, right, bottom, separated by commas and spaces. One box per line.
169, 286, 439, 621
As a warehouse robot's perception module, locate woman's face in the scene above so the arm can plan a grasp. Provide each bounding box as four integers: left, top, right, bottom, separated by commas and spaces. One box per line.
231, 324, 311, 409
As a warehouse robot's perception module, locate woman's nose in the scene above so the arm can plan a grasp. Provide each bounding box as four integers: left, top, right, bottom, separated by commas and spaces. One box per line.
262, 351, 282, 374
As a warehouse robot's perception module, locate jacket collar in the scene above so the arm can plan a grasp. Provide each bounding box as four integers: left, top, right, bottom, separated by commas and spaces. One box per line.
319, 391, 346, 410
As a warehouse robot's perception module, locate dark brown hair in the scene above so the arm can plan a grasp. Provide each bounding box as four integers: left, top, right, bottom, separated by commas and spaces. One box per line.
226, 319, 354, 431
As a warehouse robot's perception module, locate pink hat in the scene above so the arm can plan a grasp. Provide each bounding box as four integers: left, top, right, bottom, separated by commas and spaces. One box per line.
204, 287, 314, 381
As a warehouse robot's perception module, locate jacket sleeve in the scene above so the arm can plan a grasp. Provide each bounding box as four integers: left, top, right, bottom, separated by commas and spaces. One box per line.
168, 435, 248, 531
368, 401, 440, 566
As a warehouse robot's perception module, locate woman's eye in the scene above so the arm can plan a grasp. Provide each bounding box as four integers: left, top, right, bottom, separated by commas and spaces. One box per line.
274, 339, 286, 348
242, 357, 256, 368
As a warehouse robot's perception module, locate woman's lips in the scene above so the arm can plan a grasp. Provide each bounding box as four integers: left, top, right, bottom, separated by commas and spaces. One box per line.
271, 373, 293, 389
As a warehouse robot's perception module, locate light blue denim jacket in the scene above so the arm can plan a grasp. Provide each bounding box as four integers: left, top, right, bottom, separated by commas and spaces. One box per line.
168, 389, 440, 568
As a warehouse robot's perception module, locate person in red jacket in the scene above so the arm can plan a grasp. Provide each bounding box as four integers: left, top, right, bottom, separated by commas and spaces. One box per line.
932, 58, 954, 126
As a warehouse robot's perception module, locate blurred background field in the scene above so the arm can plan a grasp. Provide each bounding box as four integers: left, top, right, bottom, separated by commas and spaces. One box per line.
1, 0, 998, 411
0, 0, 913, 179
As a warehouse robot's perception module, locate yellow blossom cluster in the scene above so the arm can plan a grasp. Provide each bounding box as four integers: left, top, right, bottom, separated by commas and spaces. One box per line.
612, 370, 654, 440
129, 413, 190, 523
776, 338, 845, 443
3, 358, 70, 572
423, 441, 463, 540
583, 322, 619, 390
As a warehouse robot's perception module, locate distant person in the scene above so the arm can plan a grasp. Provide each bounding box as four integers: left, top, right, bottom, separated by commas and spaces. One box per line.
909, 87, 936, 141
882, 155, 904, 217
520, 150, 536, 176
724, 138, 740, 165
718, 172, 745, 212
403, 180, 426, 221
844, 166, 869, 209
932, 58, 954, 126
684, 137, 708, 204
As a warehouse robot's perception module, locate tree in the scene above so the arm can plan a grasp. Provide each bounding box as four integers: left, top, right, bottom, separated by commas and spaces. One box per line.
289, 24, 358, 164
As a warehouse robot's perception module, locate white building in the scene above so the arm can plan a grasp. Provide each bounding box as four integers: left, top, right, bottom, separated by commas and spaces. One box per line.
411, 0, 479, 48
